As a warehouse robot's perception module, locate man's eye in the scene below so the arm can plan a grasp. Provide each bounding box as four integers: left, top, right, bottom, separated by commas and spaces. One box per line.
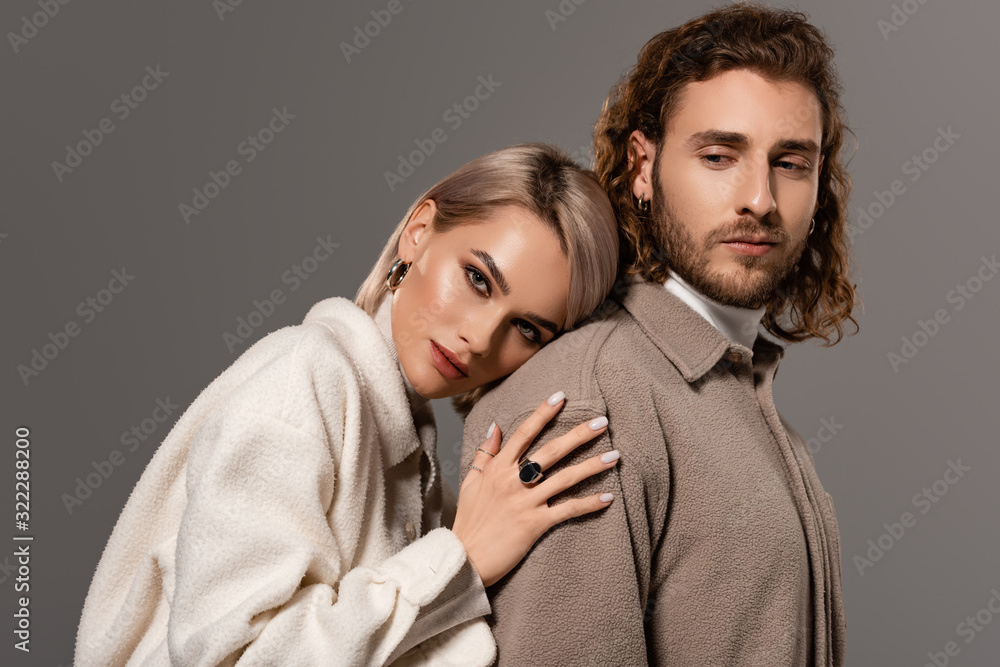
775, 160, 808, 171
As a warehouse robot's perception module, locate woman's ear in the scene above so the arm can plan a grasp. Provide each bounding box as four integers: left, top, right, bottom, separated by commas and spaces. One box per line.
398, 199, 438, 261
628, 130, 656, 202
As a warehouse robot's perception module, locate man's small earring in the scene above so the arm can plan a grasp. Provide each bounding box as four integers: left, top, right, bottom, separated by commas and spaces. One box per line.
386, 258, 410, 290
635, 193, 649, 212
808, 218, 816, 236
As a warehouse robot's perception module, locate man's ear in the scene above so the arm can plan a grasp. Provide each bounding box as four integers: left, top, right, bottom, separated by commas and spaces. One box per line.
628, 130, 656, 202
398, 199, 437, 261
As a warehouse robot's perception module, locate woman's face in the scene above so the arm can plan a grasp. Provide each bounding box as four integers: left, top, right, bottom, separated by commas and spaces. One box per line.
391, 200, 571, 399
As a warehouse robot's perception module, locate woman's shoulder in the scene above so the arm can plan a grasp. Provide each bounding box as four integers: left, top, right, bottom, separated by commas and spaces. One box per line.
242, 296, 414, 456
238, 297, 380, 367
297, 297, 382, 353
239, 296, 402, 409
185, 296, 403, 442
292, 296, 394, 374
301, 295, 369, 329
198, 298, 378, 405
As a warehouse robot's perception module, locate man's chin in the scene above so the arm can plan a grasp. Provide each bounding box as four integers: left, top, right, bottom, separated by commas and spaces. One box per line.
688, 266, 783, 309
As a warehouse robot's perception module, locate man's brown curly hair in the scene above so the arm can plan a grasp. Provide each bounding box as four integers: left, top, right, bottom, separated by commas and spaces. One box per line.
594, 2, 859, 345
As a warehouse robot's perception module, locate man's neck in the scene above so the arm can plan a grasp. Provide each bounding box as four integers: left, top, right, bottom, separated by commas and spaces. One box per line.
663, 268, 766, 350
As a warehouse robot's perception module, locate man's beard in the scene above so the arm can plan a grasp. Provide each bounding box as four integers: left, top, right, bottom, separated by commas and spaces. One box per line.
650, 171, 809, 309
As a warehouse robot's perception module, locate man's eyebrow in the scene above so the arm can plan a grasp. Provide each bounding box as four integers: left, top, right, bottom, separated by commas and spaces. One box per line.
685, 130, 820, 157
685, 130, 749, 149
775, 138, 821, 156
471, 249, 562, 337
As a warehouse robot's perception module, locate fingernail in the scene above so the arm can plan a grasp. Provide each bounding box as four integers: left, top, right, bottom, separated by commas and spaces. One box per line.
589, 416, 608, 431
600, 493, 614, 503
547, 391, 565, 405
600, 449, 619, 464
486, 422, 496, 439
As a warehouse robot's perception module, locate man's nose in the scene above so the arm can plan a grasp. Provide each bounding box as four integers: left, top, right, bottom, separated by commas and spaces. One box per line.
736, 158, 777, 218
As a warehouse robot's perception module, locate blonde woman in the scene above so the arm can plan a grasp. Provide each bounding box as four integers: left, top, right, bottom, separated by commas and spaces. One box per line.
76, 143, 621, 666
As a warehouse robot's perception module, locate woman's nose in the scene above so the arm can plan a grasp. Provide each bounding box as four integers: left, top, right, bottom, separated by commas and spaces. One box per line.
459, 309, 504, 358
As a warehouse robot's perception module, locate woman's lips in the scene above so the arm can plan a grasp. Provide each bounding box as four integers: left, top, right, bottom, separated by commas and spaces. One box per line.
430, 341, 467, 380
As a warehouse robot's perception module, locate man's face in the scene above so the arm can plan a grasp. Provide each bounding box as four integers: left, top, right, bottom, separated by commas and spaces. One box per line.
645, 68, 824, 308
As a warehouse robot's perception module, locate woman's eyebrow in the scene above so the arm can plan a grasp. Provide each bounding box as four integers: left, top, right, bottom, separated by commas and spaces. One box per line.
470, 248, 561, 336
471, 249, 511, 296
526, 312, 560, 336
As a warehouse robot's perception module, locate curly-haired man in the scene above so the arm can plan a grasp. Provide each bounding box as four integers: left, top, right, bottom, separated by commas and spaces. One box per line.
461, 4, 856, 665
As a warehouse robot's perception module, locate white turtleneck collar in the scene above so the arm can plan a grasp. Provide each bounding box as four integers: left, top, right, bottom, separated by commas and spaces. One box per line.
372, 291, 430, 416
663, 268, 766, 352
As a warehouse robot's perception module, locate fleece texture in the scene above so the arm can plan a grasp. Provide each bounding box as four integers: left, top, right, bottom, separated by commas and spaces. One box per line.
76, 294, 495, 666
462, 276, 846, 666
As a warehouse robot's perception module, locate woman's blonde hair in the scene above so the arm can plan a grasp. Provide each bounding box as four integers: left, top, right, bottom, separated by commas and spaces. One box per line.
355, 143, 619, 416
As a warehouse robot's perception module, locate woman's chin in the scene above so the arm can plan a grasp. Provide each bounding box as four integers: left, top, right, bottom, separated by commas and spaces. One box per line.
401, 356, 485, 399
405, 368, 457, 400
417, 378, 466, 400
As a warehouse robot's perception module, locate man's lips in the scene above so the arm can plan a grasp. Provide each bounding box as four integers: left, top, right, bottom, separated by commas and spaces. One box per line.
722, 234, 778, 244
721, 235, 777, 257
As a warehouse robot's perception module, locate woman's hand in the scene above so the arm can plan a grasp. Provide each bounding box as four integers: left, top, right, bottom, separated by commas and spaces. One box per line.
451, 390, 618, 587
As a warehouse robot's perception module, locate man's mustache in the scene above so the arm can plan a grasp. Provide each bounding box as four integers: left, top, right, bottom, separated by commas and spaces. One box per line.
703, 217, 792, 246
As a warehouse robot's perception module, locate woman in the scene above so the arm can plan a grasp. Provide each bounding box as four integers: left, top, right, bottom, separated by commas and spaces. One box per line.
75, 143, 621, 666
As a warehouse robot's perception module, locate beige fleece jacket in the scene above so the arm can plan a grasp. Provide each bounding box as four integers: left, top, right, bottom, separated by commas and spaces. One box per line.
461, 275, 846, 666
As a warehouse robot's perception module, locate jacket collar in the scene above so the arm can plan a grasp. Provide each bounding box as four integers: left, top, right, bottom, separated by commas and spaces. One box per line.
302, 295, 432, 470
612, 275, 787, 383
372, 292, 431, 418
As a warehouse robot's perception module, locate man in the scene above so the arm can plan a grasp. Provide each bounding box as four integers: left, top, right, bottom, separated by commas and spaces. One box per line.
459, 4, 856, 665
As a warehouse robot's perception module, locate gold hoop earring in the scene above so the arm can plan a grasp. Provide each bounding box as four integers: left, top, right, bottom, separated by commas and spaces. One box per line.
386, 258, 410, 290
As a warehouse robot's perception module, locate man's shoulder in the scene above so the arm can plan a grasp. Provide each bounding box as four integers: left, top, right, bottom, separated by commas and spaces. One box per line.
469, 299, 646, 421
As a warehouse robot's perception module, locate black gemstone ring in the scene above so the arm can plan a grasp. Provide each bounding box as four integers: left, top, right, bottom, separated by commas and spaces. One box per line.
518, 458, 543, 484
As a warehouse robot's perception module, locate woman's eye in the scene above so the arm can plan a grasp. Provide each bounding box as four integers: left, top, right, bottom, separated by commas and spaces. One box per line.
464, 266, 540, 343
516, 320, 541, 344
465, 267, 489, 294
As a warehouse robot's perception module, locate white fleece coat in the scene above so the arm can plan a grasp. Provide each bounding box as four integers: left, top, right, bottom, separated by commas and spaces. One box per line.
75, 294, 496, 666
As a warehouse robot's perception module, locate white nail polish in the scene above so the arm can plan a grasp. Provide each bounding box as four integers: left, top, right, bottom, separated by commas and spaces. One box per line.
600, 493, 614, 503
547, 391, 565, 405
589, 416, 608, 430
486, 422, 496, 439
600, 450, 619, 464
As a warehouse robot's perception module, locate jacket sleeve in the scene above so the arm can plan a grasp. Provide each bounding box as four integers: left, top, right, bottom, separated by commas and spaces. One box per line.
460, 398, 652, 666
387, 558, 491, 664
168, 398, 493, 666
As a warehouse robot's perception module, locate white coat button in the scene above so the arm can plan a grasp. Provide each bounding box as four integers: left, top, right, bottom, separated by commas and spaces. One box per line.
725, 350, 743, 363
405, 521, 416, 542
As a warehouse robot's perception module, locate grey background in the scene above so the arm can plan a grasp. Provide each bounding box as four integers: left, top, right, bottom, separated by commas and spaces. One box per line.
2, 0, 997, 664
